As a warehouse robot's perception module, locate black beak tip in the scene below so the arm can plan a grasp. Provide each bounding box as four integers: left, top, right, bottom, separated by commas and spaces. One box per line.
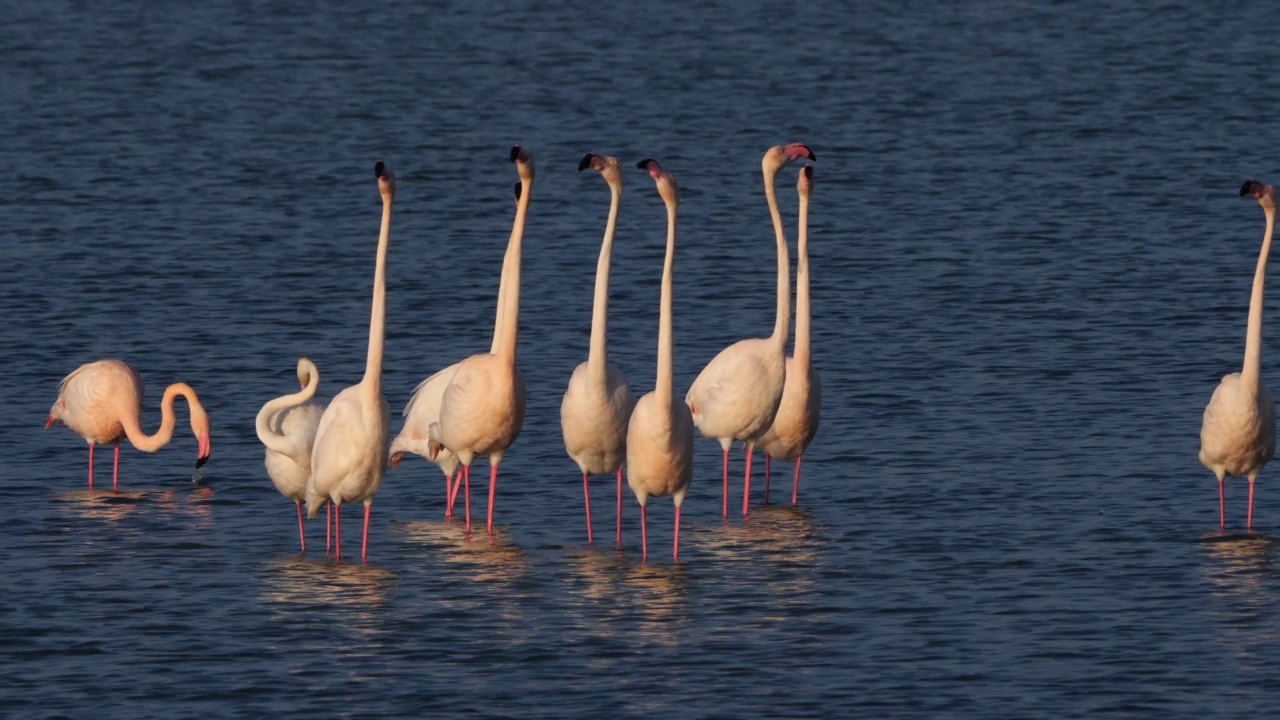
196, 455, 209, 470
509, 145, 522, 163
804, 147, 817, 162
1241, 179, 1256, 197
374, 161, 386, 178
636, 159, 654, 170
578, 153, 595, 172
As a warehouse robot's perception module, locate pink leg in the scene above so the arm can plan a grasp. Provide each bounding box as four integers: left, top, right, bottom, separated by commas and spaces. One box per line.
673, 506, 682, 563
1248, 477, 1256, 531
464, 465, 472, 533
296, 503, 307, 553
615, 468, 624, 547
721, 448, 730, 518
486, 464, 498, 536
583, 472, 593, 544
335, 505, 342, 560
446, 470, 462, 518
326, 503, 332, 553
112, 443, 121, 491
361, 504, 371, 562
742, 447, 754, 518
764, 454, 772, 505
445, 473, 452, 514
1219, 477, 1226, 530
640, 504, 649, 562
87, 444, 95, 490
792, 456, 803, 507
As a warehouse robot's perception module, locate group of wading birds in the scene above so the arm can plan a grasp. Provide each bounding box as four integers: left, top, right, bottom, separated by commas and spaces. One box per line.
44, 143, 824, 563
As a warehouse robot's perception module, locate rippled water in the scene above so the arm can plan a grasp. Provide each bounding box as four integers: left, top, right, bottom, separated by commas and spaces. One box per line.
4, 1, 1280, 717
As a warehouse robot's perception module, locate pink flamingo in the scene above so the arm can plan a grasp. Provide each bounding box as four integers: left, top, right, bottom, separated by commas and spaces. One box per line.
46, 359, 212, 489
685, 143, 814, 518
627, 158, 694, 562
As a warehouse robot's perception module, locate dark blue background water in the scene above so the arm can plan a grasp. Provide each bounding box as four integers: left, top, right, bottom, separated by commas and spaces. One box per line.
3, 1, 1280, 717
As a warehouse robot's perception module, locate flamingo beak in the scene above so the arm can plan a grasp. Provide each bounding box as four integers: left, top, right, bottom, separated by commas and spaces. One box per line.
195, 434, 211, 469
44, 415, 55, 430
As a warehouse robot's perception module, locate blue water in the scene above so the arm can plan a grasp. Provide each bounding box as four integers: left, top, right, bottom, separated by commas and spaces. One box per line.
3, 1, 1280, 717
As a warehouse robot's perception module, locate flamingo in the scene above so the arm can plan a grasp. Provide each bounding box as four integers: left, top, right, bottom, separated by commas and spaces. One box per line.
561, 152, 636, 545
256, 357, 327, 552
627, 158, 694, 562
391, 182, 525, 519
46, 359, 212, 489
1200, 179, 1279, 531
760, 163, 822, 507
685, 142, 815, 518
303, 162, 396, 562
430, 145, 532, 537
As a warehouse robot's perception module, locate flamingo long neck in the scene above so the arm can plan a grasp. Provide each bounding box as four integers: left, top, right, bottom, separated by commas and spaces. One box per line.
656, 197, 678, 411
362, 192, 393, 399
765, 169, 791, 349
490, 200, 520, 354
795, 191, 811, 368
255, 368, 320, 455
588, 182, 621, 383
494, 176, 530, 364
1243, 206, 1275, 389
121, 383, 195, 453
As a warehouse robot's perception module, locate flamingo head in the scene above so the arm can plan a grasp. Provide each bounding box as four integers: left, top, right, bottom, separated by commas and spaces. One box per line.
45, 399, 66, 429
798, 163, 814, 197
580, 153, 624, 189
636, 158, 678, 205
375, 161, 396, 199
190, 404, 212, 469
1241, 179, 1275, 210
510, 144, 536, 183
295, 357, 316, 391
763, 142, 816, 178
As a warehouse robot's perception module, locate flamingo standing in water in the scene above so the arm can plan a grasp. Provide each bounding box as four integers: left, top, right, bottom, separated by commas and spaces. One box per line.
304, 162, 396, 562
1200, 179, 1278, 530
256, 357, 327, 551
627, 158, 694, 562
561, 152, 636, 545
391, 182, 525, 519
760, 164, 822, 507
430, 145, 532, 536
685, 143, 815, 518
46, 359, 212, 489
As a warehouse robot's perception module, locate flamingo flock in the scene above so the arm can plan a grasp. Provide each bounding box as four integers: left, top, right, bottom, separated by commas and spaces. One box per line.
45, 143, 1273, 562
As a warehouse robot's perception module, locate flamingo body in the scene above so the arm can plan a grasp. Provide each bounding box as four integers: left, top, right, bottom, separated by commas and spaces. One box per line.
257, 358, 327, 505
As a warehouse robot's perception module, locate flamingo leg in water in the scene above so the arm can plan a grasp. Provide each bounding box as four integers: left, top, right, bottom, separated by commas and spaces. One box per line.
1248, 477, 1257, 531
296, 503, 307, 553
742, 447, 754, 518
335, 504, 342, 560
721, 448, 729, 518
87, 443, 95, 490
792, 456, 803, 506
640, 503, 648, 562
447, 470, 463, 518
764, 454, 772, 504
361, 503, 371, 562
464, 465, 472, 533
582, 471, 593, 544
486, 464, 498, 537
1218, 474, 1228, 530
444, 473, 451, 514
326, 503, 332, 553
112, 443, 120, 491
615, 467, 623, 547
673, 506, 682, 562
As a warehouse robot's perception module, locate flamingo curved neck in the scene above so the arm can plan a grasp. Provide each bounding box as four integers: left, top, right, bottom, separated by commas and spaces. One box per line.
255, 371, 319, 455
765, 173, 791, 349
795, 193, 811, 367
588, 183, 621, 382
122, 383, 194, 453
656, 198, 678, 411
363, 194, 393, 398
1243, 206, 1275, 389
495, 176, 530, 364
